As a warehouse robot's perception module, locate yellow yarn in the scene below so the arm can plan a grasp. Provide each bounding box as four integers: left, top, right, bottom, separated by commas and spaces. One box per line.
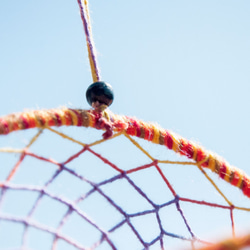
236, 171, 244, 188
152, 124, 160, 144
208, 154, 216, 172
57, 109, 67, 126
67, 109, 79, 126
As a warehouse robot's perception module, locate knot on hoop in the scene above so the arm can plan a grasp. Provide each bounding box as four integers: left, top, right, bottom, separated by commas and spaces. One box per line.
92, 110, 114, 139
92, 109, 128, 139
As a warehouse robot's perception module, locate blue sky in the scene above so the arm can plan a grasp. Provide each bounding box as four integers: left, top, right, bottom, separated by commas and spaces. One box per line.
0, 0, 250, 249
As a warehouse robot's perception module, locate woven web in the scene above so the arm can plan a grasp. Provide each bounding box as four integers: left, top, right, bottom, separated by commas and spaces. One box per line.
1, 1, 250, 249
0, 117, 250, 250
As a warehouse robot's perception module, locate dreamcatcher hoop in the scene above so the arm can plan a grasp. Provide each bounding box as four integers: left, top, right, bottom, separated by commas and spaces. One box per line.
0, 1, 250, 249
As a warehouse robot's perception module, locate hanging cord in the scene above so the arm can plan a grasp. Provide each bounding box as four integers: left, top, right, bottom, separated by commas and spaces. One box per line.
77, 0, 114, 136
77, 0, 114, 112
77, 0, 100, 82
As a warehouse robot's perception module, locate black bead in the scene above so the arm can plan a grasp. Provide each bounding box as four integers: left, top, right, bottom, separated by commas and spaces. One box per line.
86, 81, 114, 108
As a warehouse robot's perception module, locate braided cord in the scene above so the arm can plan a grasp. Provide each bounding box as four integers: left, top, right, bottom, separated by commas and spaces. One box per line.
0, 108, 250, 200
77, 0, 100, 82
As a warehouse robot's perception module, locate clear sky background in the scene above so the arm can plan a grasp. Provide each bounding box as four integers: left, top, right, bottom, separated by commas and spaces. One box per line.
0, 0, 250, 249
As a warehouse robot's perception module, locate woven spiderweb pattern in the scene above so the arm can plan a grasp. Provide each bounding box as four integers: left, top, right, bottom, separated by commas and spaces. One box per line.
1, 114, 250, 250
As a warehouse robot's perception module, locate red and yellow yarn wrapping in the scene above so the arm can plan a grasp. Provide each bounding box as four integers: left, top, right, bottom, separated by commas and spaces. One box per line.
0, 107, 250, 199
198, 234, 250, 250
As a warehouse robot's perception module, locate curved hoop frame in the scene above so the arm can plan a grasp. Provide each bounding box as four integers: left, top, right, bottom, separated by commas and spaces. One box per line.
1, 107, 250, 200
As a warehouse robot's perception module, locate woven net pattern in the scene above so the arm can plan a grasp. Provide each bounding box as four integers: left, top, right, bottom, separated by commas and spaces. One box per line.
1, 1, 250, 249
0, 108, 250, 250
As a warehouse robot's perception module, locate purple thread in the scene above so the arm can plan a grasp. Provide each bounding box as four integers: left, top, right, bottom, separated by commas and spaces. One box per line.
77, 0, 100, 81
175, 196, 195, 238
0, 127, 228, 249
